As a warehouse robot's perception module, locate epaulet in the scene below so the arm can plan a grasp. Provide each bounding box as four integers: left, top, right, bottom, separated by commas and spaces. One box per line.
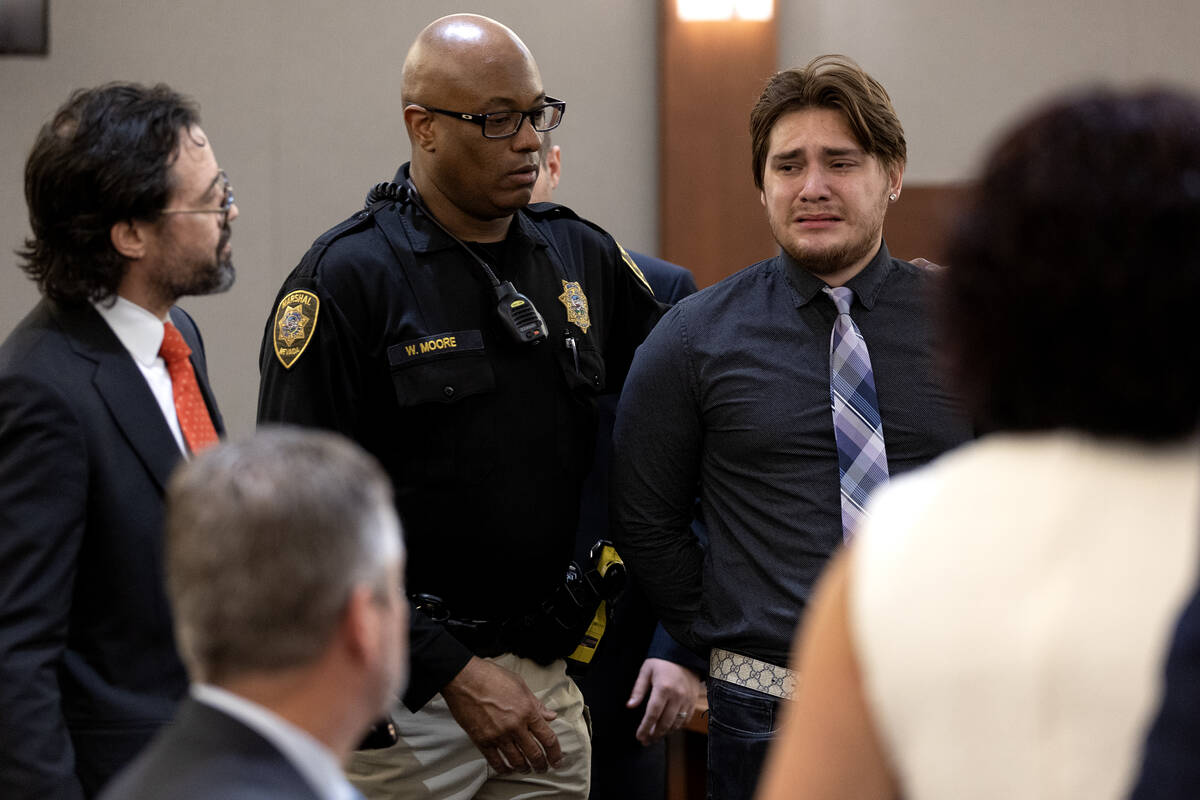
522, 203, 652, 294
311, 207, 379, 249
309, 179, 412, 249
523, 201, 582, 222
523, 201, 616, 240
288, 204, 387, 283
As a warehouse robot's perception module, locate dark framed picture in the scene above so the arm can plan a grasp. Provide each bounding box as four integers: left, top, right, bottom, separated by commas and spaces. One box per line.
0, 0, 49, 56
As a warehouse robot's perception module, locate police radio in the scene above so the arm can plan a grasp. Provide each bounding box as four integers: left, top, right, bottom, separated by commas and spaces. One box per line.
365, 181, 547, 346
492, 281, 546, 344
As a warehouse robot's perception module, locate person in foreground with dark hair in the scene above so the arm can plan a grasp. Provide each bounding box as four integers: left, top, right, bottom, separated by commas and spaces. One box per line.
757, 87, 1200, 800
0, 82, 235, 798
611, 54, 971, 799
101, 429, 408, 800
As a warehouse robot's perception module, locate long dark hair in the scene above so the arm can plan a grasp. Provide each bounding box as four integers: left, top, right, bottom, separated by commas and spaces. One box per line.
18, 82, 200, 305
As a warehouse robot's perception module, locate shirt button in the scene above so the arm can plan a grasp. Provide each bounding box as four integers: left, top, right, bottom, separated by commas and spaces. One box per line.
443, 385, 455, 398
592, 376, 601, 387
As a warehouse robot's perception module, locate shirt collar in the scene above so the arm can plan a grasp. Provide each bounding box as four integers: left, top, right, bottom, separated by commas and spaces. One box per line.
776, 241, 895, 311
191, 684, 358, 800
392, 162, 545, 258
91, 296, 169, 366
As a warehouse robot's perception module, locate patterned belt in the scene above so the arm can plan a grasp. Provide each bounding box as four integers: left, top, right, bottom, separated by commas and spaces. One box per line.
709, 647, 796, 700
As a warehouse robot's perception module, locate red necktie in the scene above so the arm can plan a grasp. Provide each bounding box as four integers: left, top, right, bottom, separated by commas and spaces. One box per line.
159, 321, 219, 453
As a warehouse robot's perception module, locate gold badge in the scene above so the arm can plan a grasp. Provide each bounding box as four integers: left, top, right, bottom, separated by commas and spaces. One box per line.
558, 280, 591, 333
273, 290, 319, 369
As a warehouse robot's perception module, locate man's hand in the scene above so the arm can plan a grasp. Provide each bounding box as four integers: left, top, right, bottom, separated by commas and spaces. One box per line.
441, 656, 563, 774
626, 657, 702, 744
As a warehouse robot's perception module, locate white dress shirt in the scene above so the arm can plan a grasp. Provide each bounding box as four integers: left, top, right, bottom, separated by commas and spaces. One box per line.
192, 683, 360, 800
92, 296, 186, 454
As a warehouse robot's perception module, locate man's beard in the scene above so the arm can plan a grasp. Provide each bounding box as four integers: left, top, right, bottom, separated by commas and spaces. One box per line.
771, 196, 888, 277
781, 233, 878, 276
155, 226, 235, 302
204, 226, 236, 294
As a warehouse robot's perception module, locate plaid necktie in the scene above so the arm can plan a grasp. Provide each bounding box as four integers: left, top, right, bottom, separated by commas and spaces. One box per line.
824, 286, 888, 540
159, 321, 219, 454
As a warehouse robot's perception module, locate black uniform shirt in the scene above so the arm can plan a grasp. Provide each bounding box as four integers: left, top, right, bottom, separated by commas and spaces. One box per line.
611, 243, 973, 668
258, 164, 662, 709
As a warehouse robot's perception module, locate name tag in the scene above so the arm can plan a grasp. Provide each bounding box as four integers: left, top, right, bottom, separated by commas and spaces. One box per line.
388, 330, 484, 365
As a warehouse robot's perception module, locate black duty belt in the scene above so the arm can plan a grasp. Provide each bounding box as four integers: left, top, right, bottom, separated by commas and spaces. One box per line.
443, 616, 511, 659
411, 541, 626, 669
410, 594, 532, 658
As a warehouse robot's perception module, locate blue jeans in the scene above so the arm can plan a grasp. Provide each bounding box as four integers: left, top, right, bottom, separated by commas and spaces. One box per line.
706, 679, 783, 800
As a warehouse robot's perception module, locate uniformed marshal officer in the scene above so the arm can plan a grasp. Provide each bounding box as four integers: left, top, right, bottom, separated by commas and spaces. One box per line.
257, 14, 662, 800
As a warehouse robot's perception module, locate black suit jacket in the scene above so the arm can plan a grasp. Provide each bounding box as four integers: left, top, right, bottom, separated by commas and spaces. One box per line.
0, 299, 224, 799
99, 698, 321, 800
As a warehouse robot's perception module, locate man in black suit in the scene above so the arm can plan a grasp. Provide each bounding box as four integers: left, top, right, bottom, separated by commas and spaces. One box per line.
101, 429, 409, 800
0, 83, 235, 798
531, 139, 706, 799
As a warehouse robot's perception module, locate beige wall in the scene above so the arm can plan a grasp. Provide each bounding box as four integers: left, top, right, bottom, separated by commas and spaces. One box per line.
4, 0, 1200, 433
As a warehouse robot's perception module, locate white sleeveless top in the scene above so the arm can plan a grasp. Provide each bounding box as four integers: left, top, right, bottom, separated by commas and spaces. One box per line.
852, 432, 1200, 799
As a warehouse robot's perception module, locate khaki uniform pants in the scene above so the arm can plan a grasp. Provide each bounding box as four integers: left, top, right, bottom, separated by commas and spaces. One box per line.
347, 654, 591, 800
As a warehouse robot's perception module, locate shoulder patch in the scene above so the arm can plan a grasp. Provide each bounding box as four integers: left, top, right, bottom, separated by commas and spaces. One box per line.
615, 241, 654, 295
273, 290, 320, 369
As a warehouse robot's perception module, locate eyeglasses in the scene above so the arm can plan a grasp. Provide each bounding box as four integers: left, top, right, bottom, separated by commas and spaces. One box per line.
418, 97, 566, 139
160, 171, 234, 226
